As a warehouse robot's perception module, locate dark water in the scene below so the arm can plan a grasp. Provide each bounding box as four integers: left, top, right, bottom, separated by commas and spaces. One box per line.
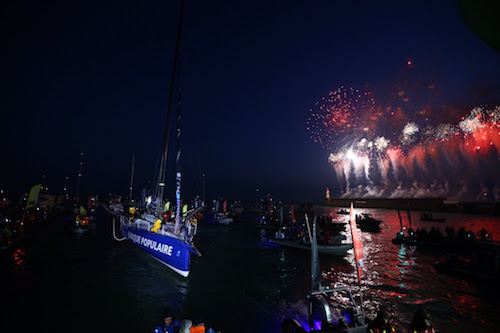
1, 206, 499, 333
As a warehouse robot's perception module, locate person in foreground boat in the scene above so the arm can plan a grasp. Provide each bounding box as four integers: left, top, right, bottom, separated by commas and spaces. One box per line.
367, 307, 395, 333
281, 318, 307, 332
282, 207, 368, 332
408, 308, 435, 333
154, 310, 180, 333
153, 309, 220, 333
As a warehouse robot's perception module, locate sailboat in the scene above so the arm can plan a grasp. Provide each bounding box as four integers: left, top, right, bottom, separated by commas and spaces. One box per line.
70, 153, 96, 232
104, 0, 201, 278
282, 203, 367, 332
204, 199, 233, 225
420, 212, 446, 222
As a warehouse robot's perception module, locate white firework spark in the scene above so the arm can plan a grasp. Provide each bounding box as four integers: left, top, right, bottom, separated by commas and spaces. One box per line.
459, 107, 486, 133
403, 122, 419, 136
373, 136, 390, 151
401, 122, 420, 145
434, 124, 457, 140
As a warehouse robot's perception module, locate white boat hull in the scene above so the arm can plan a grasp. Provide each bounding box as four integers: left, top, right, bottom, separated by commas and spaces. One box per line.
270, 239, 353, 255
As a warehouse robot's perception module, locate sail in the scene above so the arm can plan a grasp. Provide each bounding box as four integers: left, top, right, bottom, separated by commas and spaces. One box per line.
79, 205, 88, 216
26, 184, 42, 209
310, 216, 321, 291
349, 203, 364, 284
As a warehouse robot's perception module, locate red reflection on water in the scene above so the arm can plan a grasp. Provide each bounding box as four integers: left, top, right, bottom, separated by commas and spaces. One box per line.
310, 206, 500, 330
387, 291, 406, 298
454, 293, 478, 312
12, 247, 27, 270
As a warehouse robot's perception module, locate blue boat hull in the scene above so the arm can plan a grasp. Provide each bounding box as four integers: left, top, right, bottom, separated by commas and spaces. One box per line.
124, 226, 192, 277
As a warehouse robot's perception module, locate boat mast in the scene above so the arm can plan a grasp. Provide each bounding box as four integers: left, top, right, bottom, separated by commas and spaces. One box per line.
156, 0, 185, 219
202, 173, 206, 206
174, 44, 183, 235
129, 153, 135, 201
75, 152, 83, 206
309, 215, 321, 330
397, 208, 403, 231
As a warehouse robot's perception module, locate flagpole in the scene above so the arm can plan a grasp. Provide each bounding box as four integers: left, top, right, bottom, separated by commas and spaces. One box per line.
349, 202, 365, 317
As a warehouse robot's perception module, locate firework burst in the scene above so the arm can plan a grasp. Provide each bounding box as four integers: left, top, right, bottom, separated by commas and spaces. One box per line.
308, 84, 500, 201
307, 86, 377, 151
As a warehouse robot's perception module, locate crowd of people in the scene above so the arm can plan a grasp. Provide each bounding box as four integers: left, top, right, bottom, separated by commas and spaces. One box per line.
399, 225, 493, 243
155, 305, 437, 333
153, 309, 219, 333
280, 306, 436, 333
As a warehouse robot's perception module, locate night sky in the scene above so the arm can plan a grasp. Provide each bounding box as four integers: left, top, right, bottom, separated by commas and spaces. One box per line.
1, 0, 499, 205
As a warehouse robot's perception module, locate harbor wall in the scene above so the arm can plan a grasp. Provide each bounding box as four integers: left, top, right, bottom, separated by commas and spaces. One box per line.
323, 198, 500, 215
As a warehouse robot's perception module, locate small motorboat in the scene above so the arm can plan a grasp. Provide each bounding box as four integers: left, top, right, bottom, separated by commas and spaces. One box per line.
420, 212, 446, 222
434, 249, 500, 281
270, 238, 353, 256
281, 212, 367, 332
69, 205, 96, 232
355, 213, 382, 232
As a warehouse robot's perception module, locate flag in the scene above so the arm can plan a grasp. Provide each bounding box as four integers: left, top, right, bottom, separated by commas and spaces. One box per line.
349, 203, 364, 284
26, 184, 42, 209
79, 205, 87, 216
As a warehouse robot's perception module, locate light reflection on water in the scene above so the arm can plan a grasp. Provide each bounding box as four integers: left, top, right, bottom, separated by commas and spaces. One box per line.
11, 246, 28, 270
1, 209, 499, 333
292, 206, 500, 333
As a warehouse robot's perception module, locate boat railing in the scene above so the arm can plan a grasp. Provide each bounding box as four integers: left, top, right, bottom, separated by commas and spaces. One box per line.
310, 287, 365, 326
119, 210, 199, 241
311, 286, 354, 299
160, 223, 176, 234
130, 219, 151, 231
